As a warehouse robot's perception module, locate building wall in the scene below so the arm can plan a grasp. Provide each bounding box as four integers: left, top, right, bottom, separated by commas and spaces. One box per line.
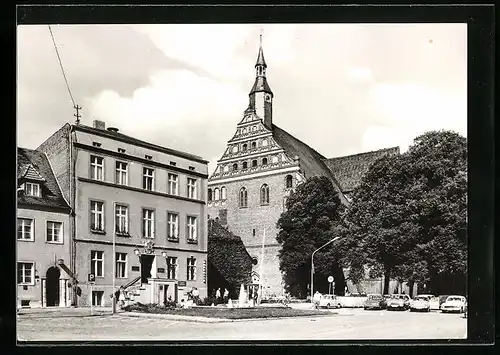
17, 207, 71, 308
208, 170, 298, 297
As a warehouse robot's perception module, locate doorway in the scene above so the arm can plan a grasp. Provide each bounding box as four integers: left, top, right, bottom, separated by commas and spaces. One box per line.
46, 267, 60, 307
140, 255, 154, 283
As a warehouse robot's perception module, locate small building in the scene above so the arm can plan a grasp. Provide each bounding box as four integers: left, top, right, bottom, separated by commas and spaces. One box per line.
37, 120, 209, 306
17, 148, 72, 308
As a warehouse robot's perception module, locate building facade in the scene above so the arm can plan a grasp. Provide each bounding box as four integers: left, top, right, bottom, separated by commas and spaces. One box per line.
37, 121, 209, 306
208, 40, 400, 297
17, 148, 72, 308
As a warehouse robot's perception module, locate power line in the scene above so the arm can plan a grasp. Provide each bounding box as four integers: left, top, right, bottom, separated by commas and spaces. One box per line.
47, 25, 77, 110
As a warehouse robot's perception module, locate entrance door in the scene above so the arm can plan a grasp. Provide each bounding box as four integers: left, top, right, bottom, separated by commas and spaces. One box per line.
46, 267, 60, 307
140, 255, 154, 283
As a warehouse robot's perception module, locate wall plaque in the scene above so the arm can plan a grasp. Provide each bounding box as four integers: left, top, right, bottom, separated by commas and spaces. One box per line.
131, 266, 140, 271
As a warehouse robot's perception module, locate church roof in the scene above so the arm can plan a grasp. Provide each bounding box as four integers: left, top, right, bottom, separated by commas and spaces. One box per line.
323, 147, 400, 193
17, 147, 70, 211
249, 76, 273, 95
272, 124, 348, 204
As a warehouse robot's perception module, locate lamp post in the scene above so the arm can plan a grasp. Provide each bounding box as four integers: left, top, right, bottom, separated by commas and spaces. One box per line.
311, 236, 341, 304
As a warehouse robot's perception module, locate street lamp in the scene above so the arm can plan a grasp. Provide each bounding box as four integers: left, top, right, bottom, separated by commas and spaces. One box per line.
311, 236, 341, 304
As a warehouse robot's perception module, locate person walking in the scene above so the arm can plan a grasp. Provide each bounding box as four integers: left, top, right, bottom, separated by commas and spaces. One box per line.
313, 291, 322, 310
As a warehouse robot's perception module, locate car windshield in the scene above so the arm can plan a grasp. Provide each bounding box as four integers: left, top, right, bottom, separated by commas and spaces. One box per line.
415, 296, 429, 301
368, 295, 382, 300
447, 297, 463, 302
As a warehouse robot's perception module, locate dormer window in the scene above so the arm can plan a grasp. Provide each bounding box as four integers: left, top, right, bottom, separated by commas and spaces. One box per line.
25, 182, 40, 197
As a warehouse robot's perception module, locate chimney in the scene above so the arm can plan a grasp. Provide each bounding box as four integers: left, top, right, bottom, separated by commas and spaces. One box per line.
93, 120, 106, 130
107, 127, 119, 133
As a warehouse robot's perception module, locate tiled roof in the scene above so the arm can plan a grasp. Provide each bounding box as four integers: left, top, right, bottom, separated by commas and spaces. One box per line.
73, 124, 208, 164
272, 124, 348, 204
208, 219, 252, 286
323, 147, 400, 193
17, 147, 70, 211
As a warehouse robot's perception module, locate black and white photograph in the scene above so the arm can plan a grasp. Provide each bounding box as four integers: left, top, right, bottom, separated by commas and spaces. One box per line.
14, 6, 493, 344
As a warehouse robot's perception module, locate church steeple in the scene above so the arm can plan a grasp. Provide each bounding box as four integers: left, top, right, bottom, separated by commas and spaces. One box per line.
249, 35, 273, 129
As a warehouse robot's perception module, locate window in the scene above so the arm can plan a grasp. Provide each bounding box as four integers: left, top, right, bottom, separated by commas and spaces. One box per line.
208, 188, 213, 201
187, 178, 197, 199
251, 142, 257, 149
262, 157, 268, 165
25, 182, 40, 197
116, 253, 127, 278
91, 251, 104, 277
90, 156, 104, 181
232, 163, 238, 171
115, 161, 128, 185
221, 186, 227, 200
260, 184, 270, 205
286, 175, 293, 189
242, 143, 248, 151
187, 216, 197, 242
115, 204, 128, 235
242, 162, 248, 169
46, 221, 63, 243
167, 212, 179, 240
187, 257, 196, 281
214, 188, 220, 201
168, 173, 178, 195
142, 209, 155, 239
167, 257, 177, 279
17, 218, 33, 241
143, 167, 154, 191
252, 159, 258, 167
17, 262, 34, 285
239, 187, 248, 208
90, 201, 104, 232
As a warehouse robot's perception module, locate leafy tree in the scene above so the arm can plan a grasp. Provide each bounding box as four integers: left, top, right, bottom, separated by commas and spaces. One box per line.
276, 176, 345, 297
340, 130, 467, 295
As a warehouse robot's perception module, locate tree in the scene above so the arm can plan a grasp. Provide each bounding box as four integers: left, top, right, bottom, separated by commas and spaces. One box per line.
276, 176, 345, 297
340, 130, 467, 295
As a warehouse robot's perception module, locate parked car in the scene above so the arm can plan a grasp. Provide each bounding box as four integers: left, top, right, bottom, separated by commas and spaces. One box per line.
387, 294, 411, 311
363, 294, 387, 310
440, 295, 467, 313
319, 294, 341, 309
410, 295, 432, 312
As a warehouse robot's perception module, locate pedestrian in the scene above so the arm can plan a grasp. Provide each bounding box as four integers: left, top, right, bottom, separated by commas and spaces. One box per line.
192, 287, 200, 305
223, 288, 229, 304
313, 291, 322, 310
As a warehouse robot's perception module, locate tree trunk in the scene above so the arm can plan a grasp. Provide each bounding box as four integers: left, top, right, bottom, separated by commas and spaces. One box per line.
383, 270, 391, 294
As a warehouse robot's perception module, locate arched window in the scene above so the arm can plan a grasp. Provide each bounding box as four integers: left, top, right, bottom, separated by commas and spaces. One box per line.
242, 143, 248, 151
252, 159, 258, 167
260, 184, 269, 205
242, 161, 248, 169
285, 175, 293, 189
221, 186, 227, 200
239, 187, 248, 208
251, 141, 257, 149
262, 157, 268, 165
214, 188, 220, 201
232, 163, 238, 171
208, 188, 213, 201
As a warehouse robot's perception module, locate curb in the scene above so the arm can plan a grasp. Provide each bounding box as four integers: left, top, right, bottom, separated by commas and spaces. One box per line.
120, 311, 337, 323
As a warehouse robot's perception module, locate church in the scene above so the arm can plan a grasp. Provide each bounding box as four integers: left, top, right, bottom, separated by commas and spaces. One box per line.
207, 38, 399, 297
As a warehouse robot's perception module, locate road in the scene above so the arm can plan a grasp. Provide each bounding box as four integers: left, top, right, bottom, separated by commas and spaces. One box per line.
17, 307, 467, 342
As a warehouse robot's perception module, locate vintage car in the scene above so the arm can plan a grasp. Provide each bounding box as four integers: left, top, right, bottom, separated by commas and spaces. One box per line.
387, 294, 411, 311
409, 295, 432, 312
363, 294, 387, 310
440, 295, 467, 313
319, 294, 341, 309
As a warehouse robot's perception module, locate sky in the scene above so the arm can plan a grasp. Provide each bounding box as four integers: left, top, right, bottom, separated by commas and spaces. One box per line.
17, 24, 467, 173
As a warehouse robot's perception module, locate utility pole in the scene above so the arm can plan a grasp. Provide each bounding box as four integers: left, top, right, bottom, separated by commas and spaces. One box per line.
74, 105, 81, 124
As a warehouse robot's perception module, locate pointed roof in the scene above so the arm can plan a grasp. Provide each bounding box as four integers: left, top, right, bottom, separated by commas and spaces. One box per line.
17, 147, 70, 211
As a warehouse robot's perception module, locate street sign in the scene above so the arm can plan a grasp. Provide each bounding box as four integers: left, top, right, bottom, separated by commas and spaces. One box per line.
88, 273, 95, 283
328, 276, 334, 283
